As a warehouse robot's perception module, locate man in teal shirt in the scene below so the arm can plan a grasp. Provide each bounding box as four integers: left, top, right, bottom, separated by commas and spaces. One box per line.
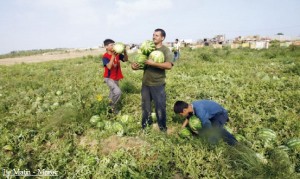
131, 29, 173, 131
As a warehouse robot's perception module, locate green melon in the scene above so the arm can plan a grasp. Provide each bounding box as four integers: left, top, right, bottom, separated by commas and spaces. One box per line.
140, 40, 155, 56
188, 116, 202, 131
96, 121, 105, 129
172, 47, 177, 52
133, 53, 148, 69
120, 114, 133, 124
179, 128, 192, 138
235, 134, 246, 142
112, 122, 123, 131
90, 115, 101, 125
104, 121, 113, 130
149, 50, 165, 63
286, 138, 300, 151
257, 128, 277, 141
277, 145, 290, 152
112, 122, 124, 136
113, 42, 125, 54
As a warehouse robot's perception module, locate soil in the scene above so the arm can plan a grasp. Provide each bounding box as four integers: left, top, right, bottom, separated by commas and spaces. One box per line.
0, 48, 106, 66
100, 135, 149, 155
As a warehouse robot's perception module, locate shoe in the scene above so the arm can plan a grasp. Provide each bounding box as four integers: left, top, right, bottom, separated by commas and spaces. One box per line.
108, 107, 119, 115
108, 108, 113, 114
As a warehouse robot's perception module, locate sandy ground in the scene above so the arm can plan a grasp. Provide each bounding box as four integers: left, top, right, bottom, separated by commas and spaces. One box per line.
0, 48, 106, 66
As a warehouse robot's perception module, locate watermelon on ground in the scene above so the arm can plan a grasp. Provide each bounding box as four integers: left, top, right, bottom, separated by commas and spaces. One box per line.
235, 134, 246, 142
286, 138, 300, 151
140, 40, 155, 56
188, 116, 202, 131
120, 114, 133, 124
149, 50, 165, 63
112, 122, 124, 136
179, 128, 192, 139
257, 128, 277, 141
90, 115, 101, 125
104, 121, 113, 130
96, 121, 105, 129
277, 145, 290, 152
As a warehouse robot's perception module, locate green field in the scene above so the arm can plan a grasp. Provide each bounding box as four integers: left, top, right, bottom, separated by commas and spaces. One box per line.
1, 46, 299, 178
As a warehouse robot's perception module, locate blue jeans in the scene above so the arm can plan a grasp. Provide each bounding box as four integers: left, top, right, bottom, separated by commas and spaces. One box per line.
208, 112, 237, 146
141, 84, 167, 131
173, 51, 180, 62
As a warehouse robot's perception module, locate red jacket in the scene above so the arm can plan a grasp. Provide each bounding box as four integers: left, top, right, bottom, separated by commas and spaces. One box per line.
102, 53, 125, 80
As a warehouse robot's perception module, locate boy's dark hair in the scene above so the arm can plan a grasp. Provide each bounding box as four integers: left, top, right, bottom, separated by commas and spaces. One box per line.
154, 28, 166, 38
103, 39, 115, 46
173, 101, 189, 114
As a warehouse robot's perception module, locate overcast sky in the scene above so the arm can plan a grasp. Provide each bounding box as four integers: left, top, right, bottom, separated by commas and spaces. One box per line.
0, 0, 300, 54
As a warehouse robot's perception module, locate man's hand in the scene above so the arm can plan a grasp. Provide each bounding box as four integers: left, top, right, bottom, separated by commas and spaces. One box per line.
145, 59, 155, 66
123, 49, 128, 62
131, 62, 140, 70
182, 119, 189, 128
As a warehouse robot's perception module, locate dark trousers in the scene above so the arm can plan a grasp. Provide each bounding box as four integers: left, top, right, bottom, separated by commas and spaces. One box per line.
209, 112, 237, 146
173, 52, 179, 62
141, 84, 167, 131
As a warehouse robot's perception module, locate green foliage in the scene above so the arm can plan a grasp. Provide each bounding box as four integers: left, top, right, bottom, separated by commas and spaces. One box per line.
227, 145, 297, 178
270, 40, 280, 47
285, 62, 300, 75
0, 47, 300, 178
120, 80, 139, 94
192, 48, 216, 62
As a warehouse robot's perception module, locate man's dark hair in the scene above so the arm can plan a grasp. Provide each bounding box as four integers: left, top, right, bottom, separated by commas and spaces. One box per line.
154, 28, 166, 38
174, 101, 189, 114
103, 39, 115, 46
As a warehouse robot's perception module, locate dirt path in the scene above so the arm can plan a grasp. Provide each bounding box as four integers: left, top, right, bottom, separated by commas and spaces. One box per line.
0, 48, 106, 66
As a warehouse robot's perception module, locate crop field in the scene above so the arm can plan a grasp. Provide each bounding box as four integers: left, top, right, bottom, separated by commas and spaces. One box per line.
0, 46, 300, 178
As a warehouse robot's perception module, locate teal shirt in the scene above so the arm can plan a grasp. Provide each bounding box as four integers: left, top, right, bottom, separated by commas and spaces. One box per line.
142, 45, 173, 86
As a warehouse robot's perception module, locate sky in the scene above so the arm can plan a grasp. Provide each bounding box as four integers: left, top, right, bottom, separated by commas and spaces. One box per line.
0, 0, 300, 54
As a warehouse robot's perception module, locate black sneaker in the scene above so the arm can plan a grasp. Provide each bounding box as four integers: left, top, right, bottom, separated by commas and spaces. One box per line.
108, 107, 119, 115
108, 108, 113, 113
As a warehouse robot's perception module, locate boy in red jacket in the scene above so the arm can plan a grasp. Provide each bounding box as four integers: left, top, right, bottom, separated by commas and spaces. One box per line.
102, 39, 128, 114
